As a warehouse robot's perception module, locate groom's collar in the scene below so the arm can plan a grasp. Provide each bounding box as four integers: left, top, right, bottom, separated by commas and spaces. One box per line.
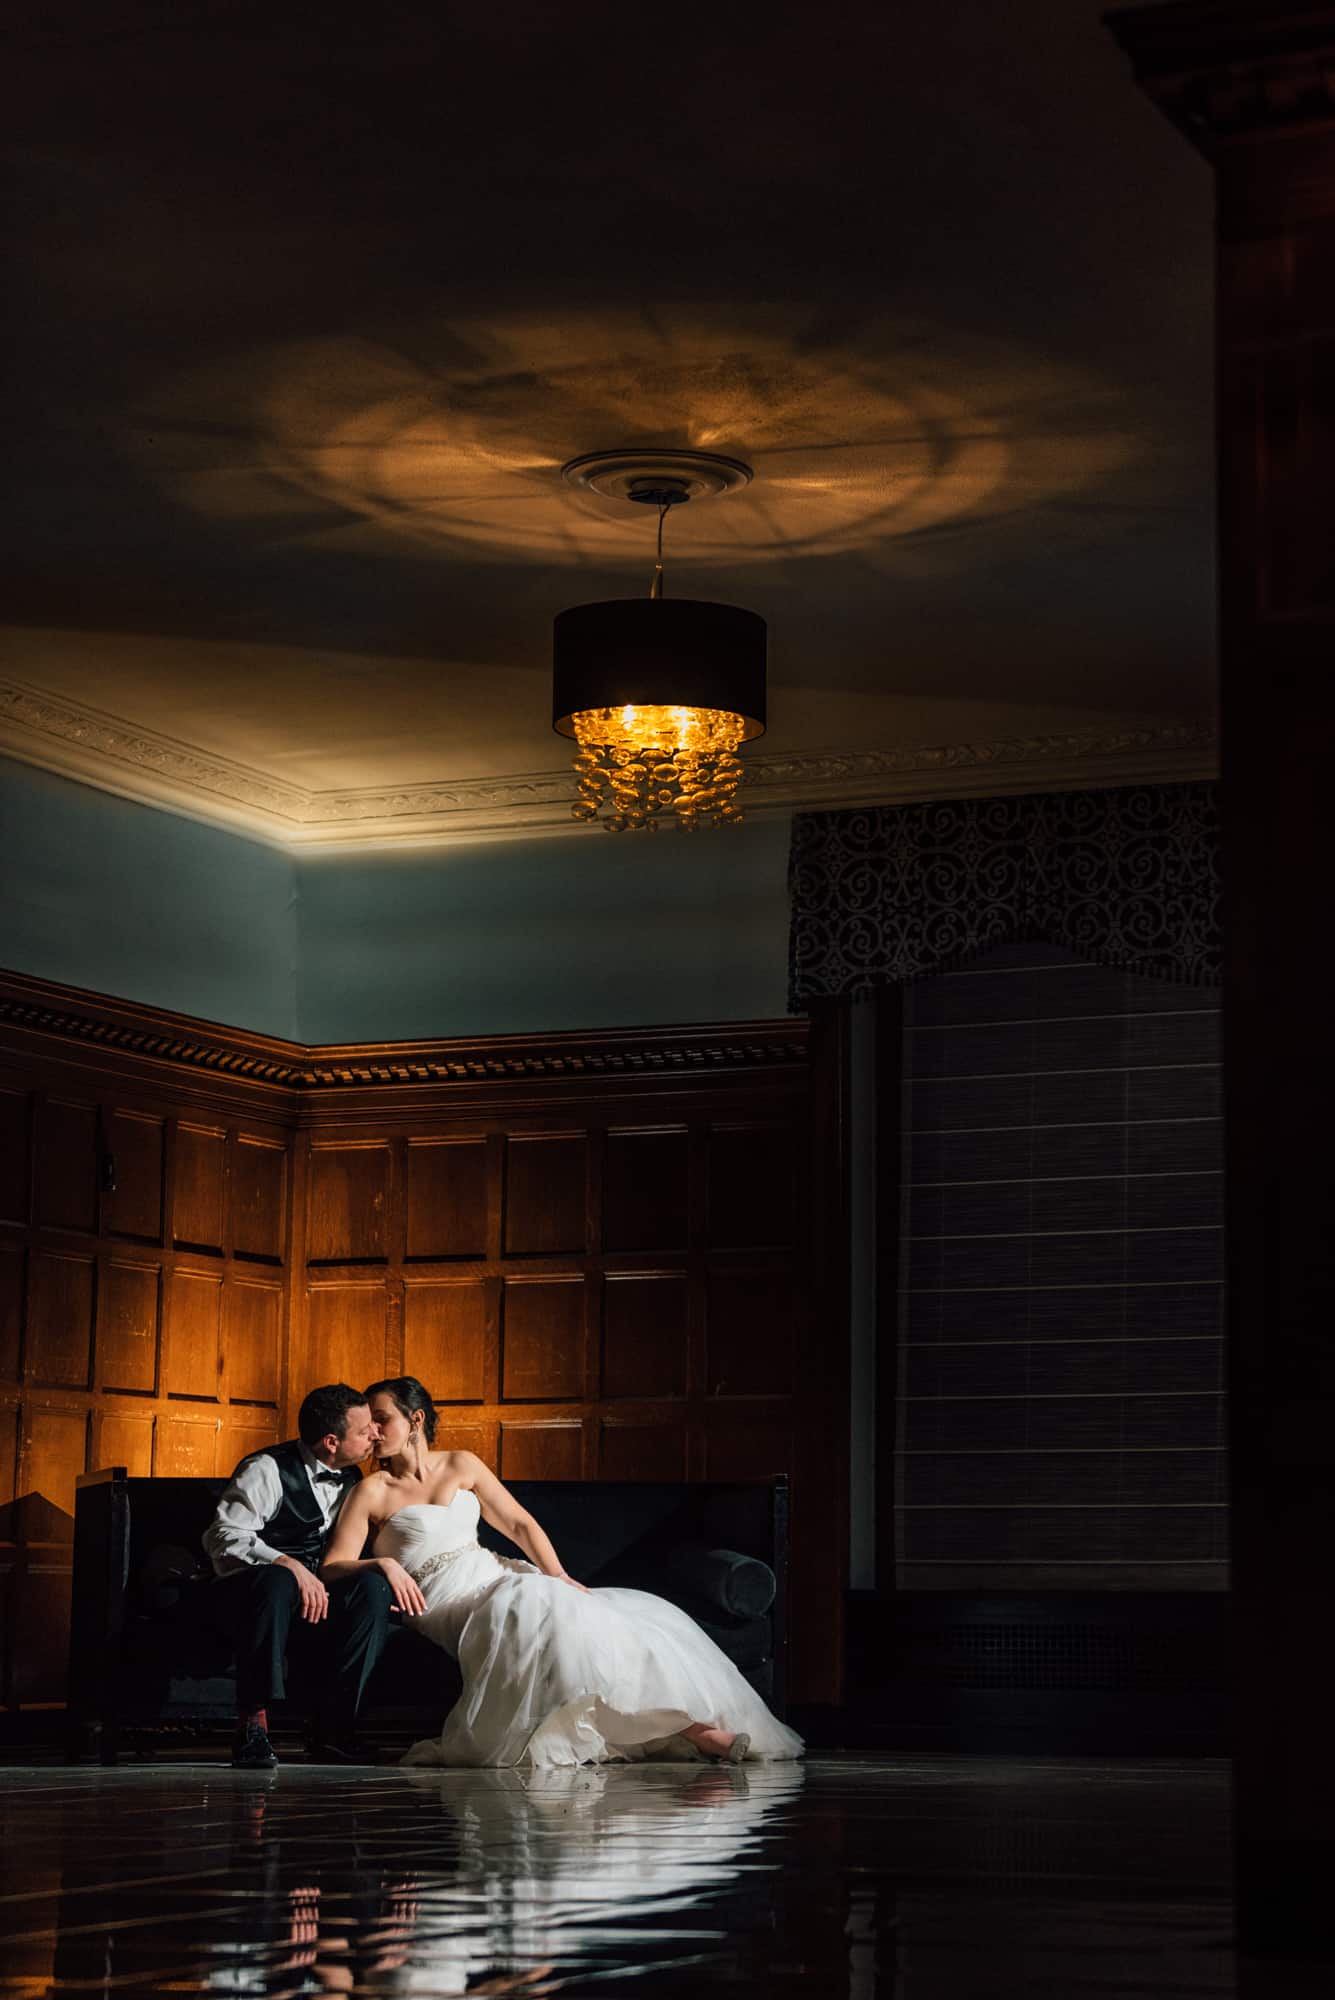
299, 1442, 349, 1483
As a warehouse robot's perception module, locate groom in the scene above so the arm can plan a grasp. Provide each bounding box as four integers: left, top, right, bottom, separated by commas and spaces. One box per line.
203, 1383, 393, 1768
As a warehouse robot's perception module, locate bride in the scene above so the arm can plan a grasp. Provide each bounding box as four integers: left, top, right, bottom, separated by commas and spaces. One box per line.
319, 1376, 804, 1770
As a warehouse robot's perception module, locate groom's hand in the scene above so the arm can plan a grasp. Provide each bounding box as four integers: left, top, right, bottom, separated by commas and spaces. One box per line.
376, 1557, 427, 1616
275, 1555, 329, 1622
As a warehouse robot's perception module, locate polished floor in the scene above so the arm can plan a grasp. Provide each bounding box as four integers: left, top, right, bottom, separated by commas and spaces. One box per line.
0, 1750, 1314, 1997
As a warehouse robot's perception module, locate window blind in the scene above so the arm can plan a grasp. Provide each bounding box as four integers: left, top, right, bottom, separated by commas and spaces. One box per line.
894, 942, 1225, 1590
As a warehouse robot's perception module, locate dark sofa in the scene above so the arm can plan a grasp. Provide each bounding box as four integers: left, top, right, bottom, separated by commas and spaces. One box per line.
68, 1468, 789, 1762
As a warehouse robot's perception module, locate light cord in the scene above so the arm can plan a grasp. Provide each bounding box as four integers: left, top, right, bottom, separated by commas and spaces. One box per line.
649, 500, 667, 599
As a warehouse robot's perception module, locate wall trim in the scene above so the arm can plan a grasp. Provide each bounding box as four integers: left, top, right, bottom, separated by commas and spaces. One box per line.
0, 676, 1219, 848
0, 968, 810, 1099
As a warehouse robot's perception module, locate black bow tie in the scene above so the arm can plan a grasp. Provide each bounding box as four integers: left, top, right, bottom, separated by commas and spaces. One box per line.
313, 1467, 345, 1483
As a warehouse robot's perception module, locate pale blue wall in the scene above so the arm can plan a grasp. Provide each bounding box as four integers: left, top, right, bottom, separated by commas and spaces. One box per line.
0, 758, 794, 1041
0, 759, 299, 1037
294, 820, 793, 1042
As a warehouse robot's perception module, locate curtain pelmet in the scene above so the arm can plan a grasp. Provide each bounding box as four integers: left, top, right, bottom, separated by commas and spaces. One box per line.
787, 781, 1220, 1009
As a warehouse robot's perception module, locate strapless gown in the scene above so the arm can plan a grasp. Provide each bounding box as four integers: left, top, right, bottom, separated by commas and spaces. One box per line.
373, 1493, 805, 1769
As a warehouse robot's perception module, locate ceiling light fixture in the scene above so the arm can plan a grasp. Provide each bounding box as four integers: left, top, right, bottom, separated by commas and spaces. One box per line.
553, 451, 766, 832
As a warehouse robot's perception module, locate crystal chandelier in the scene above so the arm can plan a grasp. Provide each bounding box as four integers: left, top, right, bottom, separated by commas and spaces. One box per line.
553, 452, 766, 832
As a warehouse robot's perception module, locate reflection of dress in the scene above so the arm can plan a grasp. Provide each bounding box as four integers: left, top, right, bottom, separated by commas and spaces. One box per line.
403, 1762, 808, 1995
374, 1496, 804, 1768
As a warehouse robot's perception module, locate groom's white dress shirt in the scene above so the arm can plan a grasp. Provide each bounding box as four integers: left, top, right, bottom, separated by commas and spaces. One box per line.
204, 1445, 349, 1575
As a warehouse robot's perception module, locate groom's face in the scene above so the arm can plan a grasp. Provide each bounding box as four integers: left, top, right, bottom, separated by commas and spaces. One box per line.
329, 1402, 379, 1467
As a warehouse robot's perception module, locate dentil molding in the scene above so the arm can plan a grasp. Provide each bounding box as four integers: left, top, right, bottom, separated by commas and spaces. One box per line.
0, 676, 1218, 849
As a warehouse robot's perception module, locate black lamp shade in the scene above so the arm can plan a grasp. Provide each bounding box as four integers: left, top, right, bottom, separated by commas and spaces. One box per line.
553, 598, 767, 740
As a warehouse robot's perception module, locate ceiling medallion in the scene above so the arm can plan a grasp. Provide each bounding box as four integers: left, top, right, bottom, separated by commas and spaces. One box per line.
553, 451, 766, 832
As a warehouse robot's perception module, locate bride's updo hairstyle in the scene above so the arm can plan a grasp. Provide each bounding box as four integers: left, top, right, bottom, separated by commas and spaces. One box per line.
365, 1375, 438, 1445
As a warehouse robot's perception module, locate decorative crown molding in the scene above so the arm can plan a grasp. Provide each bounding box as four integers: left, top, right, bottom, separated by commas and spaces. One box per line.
1108, 2, 1335, 150
0, 680, 310, 824
0, 674, 1218, 848
743, 723, 1217, 811
0, 970, 810, 1095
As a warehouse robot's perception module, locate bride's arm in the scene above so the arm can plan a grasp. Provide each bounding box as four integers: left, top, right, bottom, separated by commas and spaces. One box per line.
464, 1455, 589, 1590
319, 1483, 428, 1615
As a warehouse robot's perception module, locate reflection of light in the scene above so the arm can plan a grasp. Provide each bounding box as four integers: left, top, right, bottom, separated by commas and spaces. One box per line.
132, 306, 1145, 571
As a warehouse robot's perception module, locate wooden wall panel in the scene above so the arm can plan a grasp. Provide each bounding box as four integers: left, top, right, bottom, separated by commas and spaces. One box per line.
284, 1038, 838, 1702
602, 1273, 688, 1399
599, 1419, 687, 1480
167, 1269, 223, 1400
0, 1240, 23, 1381
501, 1278, 584, 1401
499, 1420, 582, 1480
94, 1410, 155, 1477
406, 1140, 487, 1259
0, 993, 304, 1716
36, 1100, 98, 1234
305, 1283, 390, 1389
27, 1252, 95, 1390
432, 1419, 495, 1462
706, 1271, 794, 1399
104, 1110, 164, 1243
0, 979, 840, 1715
98, 1260, 160, 1394
308, 1145, 390, 1262
174, 1124, 226, 1252
604, 1129, 689, 1251
0, 1088, 31, 1224
704, 1421, 792, 1482
504, 1135, 586, 1254
222, 1412, 280, 1470
223, 1280, 282, 1405
19, 1405, 86, 1527
403, 1280, 488, 1401
155, 1412, 220, 1478
0, 1403, 18, 1508
233, 1137, 286, 1262
708, 1123, 796, 1249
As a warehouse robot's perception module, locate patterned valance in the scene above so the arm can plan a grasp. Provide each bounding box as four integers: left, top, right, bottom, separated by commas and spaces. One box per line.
787, 781, 1220, 1008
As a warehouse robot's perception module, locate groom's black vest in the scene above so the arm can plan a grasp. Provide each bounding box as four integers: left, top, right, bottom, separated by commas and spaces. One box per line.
238, 1439, 361, 1568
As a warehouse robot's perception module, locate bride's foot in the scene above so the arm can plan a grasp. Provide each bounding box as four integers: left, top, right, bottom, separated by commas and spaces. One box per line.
680, 1722, 750, 1763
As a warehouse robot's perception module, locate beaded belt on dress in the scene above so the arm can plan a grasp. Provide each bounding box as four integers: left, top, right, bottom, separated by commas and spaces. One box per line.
408, 1541, 480, 1585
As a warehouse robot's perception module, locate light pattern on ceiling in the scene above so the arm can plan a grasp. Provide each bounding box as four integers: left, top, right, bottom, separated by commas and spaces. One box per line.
132, 308, 1153, 571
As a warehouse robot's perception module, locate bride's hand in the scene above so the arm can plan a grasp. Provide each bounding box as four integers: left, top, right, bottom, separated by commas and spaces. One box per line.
558, 1573, 590, 1593
376, 1556, 428, 1616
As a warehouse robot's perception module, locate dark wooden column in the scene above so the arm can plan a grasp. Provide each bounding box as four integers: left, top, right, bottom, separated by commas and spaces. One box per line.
1109, 3, 1335, 1959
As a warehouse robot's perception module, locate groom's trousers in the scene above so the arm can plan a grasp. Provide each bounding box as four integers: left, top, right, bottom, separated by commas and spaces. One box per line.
204, 1565, 394, 1724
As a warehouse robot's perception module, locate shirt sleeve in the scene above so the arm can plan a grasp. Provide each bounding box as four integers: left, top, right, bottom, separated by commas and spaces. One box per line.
203, 1453, 286, 1574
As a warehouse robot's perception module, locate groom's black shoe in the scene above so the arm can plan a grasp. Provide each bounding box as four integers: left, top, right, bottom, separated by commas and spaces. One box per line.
231, 1722, 279, 1770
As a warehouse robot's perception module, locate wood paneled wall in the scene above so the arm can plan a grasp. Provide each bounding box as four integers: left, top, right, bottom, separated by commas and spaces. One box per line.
0, 1012, 294, 1708
294, 1115, 802, 1478
0, 971, 846, 1714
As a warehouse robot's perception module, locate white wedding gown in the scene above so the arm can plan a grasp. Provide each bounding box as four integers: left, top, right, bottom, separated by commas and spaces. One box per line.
374, 1493, 805, 1769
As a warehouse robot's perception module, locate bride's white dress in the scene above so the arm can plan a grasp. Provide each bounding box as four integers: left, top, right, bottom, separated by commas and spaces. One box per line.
374, 1494, 805, 1769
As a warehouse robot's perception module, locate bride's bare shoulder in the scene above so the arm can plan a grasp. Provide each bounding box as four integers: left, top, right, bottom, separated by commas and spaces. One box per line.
440, 1447, 488, 1484
354, 1469, 394, 1515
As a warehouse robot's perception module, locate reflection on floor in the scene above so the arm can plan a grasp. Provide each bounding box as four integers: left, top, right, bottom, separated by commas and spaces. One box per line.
0, 1751, 1279, 1996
